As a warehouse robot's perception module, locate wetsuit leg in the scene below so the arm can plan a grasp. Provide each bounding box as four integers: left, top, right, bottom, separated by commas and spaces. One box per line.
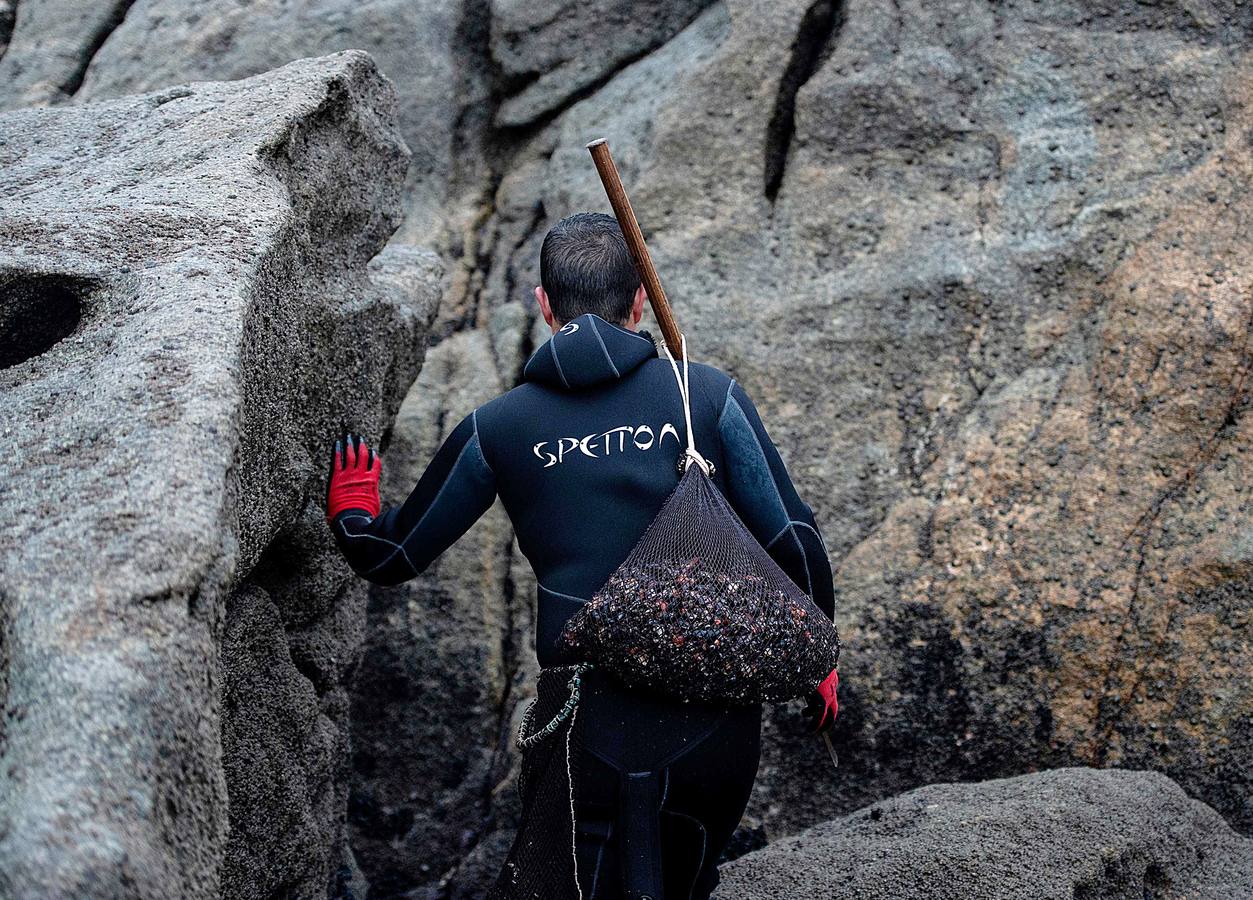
572, 669, 762, 900
658, 710, 762, 899
575, 750, 621, 899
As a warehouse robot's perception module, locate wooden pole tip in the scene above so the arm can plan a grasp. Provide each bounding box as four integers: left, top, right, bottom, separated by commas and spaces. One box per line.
585, 138, 607, 149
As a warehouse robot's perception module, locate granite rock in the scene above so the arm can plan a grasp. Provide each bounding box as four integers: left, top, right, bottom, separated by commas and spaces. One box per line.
435, 1, 1253, 860
0, 51, 439, 898
3, 0, 1253, 894
714, 767, 1253, 900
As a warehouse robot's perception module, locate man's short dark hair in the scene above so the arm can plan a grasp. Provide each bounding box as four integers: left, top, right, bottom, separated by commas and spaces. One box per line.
539, 212, 640, 324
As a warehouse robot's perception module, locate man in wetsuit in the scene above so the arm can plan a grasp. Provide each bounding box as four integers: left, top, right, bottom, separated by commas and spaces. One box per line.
327, 212, 837, 899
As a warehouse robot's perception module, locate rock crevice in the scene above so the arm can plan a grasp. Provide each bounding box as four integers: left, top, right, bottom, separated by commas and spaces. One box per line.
763, 0, 847, 202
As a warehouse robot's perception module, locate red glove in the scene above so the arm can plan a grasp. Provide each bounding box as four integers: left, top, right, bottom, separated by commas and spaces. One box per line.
801, 668, 839, 734
327, 432, 381, 522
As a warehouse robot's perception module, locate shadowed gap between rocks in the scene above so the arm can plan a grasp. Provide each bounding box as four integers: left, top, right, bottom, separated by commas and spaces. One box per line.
493, 2, 719, 139
60, 0, 136, 97
764, 0, 847, 202
0, 1, 15, 62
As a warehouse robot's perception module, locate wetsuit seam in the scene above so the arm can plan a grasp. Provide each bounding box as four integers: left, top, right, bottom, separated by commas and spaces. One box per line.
361, 434, 481, 577
472, 408, 495, 476
689, 365, 720, 428
793, 518, 831, 562
765, 518, 822, 550
588, 840, 606, 897
587, 745, 620, 769
338, 515, 419, 576
550, 339, 572, 389
715, 378, 736, 430
664, 808, 708, 900
538, 580, 589, 603
789, 519, 824, 544
764, 522, 790, 549
588, 318, 621, 378
724, 391, 792, 529
656, 717, 724, 767
585, 718, 725, 772
656, 771, 667, 889
793, 528, 813, 595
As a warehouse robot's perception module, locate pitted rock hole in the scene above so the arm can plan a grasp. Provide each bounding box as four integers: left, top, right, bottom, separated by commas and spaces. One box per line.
0, 274, 87, 369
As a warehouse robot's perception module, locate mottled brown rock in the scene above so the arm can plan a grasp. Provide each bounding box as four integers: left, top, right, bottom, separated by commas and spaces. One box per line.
834, 114, 1253, 831
415, 0, 1253, 870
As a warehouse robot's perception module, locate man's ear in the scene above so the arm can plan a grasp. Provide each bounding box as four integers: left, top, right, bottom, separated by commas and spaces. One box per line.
628, 283, 647, 328
535, 285, 559, 333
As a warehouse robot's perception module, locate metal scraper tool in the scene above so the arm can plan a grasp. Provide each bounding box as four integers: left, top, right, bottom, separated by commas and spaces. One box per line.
821, 731, 839, 769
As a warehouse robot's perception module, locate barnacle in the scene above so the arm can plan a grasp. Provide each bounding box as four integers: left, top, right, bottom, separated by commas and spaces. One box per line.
559, 556, 840, 704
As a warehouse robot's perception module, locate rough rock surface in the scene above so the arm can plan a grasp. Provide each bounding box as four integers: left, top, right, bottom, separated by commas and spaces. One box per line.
404, 4, 1253, 888
0, 2, 14, 60
2, 0, 1253, 896
714, 768, 1253, 899
0, 0, 462, 247
345, 327, 535, 896
0, 52, 439, 898
489, 0, 715, 127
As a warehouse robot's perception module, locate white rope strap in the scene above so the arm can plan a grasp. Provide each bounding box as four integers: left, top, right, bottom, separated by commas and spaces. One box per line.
660, 334, 712, 476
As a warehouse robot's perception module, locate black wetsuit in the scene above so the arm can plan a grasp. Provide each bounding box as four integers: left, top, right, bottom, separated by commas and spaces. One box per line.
332, 312, 834, 899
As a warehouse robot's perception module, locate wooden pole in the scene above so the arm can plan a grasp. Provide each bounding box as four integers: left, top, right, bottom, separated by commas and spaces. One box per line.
586, 138, 684, 358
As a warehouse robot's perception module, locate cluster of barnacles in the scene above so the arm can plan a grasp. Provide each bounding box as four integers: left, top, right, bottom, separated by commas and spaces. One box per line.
559, 557, 840, 705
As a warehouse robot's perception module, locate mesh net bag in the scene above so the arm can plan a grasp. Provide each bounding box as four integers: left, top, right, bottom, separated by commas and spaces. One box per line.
487, 663, 590, 900
557, 338, 841, 706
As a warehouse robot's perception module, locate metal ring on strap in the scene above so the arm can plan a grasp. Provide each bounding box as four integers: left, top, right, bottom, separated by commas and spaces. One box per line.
516, 662, 593, 750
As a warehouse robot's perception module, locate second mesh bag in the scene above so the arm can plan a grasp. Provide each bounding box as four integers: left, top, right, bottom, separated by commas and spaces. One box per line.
557, 337, 840, 706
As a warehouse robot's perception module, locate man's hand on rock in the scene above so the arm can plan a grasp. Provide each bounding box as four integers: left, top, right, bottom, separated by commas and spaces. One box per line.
327, 432, 382, 522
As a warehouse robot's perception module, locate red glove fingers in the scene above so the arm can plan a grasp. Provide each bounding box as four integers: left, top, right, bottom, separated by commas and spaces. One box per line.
815, 667, 839, 731
327, 432, 382, 522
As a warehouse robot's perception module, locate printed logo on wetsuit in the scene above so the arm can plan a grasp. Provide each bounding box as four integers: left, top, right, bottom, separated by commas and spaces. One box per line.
533, 422, 682, 468
559, 321, 579, 334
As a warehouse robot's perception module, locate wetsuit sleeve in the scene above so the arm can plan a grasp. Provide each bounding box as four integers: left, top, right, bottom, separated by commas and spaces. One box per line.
717, 380, 835, 620
330, 409, 497, 586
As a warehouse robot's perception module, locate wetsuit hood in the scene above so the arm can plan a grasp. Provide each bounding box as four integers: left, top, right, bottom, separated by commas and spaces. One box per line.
522, 312, 659, 390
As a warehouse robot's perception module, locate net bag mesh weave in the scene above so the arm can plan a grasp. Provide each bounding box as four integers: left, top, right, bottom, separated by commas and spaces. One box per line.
486, 664, 587, 900
557, 336, 840, 706
558, 462, 840, 705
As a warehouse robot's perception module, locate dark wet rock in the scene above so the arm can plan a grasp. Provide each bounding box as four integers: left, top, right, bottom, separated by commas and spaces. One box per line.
0, 1, 15, 62
346, 329, 527, 897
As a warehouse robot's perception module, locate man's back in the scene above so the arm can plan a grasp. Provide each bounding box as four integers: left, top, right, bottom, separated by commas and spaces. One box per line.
325, 211, 838, 899
331, 312, 833, 667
